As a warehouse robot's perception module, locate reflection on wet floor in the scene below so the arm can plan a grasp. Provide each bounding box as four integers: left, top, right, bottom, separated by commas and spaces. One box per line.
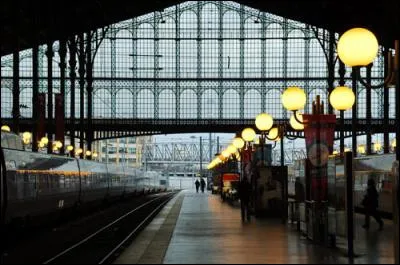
164, 191, 394, 264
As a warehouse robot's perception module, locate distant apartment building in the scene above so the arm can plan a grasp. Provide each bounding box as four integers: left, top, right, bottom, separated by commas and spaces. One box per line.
96, 136, 153, 168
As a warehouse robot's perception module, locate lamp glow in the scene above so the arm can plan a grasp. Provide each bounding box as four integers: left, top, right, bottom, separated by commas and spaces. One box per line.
1, 125, 11, 132
76, 148, 83, 155
255, 113, 274, 131
337, 28, 379, 67
373, 143, 382, 152
241, 128, 256, 142
268, 127, 280, 141
235, 152, 241, 161
332, 150, 339, 156
233, 137, 245, 149
221, 150, 230, 158
290, 113, 304, 131
330, 86, 355, 111
23, 137, 30, 145
67, 145, 74, 152
22, 132, 32, 140
92, 152, 98, 158
227, 145, 236, 154
357, 145, 366, 154
86, 150, 92, 157
55, 141, 63, 149
282, 87, 307, 111
40, 137, 49, 145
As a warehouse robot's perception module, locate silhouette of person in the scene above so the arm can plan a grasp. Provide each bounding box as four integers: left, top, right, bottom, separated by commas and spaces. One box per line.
195, 179, 200, 193
239, 177, 252, 222
200, 177, 206, 193
362, 179, 383, 230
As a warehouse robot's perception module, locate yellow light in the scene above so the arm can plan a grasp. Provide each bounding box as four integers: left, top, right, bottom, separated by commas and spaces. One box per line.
227, 144, 236, 154
221, 150, 230, 158
23, 137, 30, 145
235, 152, 241, 161
92, 152, 98, 158
337, 28, 379, 67
233, 137, 245, 149
330, 86, 355, 111
254, 137, 260, 145
1, 125, 11, 132
22, 131, 32, 141
86, 150, 92, 157
392, 139, 397, 148
55, 141, 63, 149
40, 137, 49, 145
255, 113, 274, 131
282, 87, 307, 111
241, 128, 256, 142
76, 148, 83, 155
373, 143, 382, 152
357, 145, 366, 154
344, 148, 351, 153
38, 141, 45, 148
67, 145, 74, 152
268, 127, 280, 141
290, 113, 304, 131
332, 150, 339, 156
53, 146, 59, 152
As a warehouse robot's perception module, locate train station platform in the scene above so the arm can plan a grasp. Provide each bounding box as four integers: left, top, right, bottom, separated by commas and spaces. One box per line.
114, 190, 395, 264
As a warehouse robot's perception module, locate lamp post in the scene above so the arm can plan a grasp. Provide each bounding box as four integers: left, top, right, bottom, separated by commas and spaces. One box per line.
338, 26, 399, 263
330, 86, 356, 158
282, 85, 354, 245
337, 27, 399, 161
255, 113, 274, 166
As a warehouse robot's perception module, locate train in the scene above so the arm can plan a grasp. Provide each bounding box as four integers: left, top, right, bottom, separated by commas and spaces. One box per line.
288, 153, 396, 218
0, 131, 168, 226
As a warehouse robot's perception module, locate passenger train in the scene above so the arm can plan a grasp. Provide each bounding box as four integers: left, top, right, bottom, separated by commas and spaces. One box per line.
0, 132, 167, 226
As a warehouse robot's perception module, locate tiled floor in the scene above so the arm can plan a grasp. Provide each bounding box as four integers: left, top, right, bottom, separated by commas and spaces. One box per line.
163, 191, 395, 264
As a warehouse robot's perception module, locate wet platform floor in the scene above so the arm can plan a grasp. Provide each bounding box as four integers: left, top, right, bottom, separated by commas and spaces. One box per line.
116, 190, 395, 264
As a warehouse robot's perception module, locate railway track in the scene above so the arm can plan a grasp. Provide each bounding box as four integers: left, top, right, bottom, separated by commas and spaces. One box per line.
1, 192, 177, 264
42, 192, 176, 264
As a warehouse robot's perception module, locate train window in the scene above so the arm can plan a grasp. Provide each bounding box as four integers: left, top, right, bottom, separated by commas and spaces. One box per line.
1, 132, 24, 150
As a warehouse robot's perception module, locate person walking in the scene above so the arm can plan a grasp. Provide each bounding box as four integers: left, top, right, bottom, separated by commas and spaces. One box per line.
200, 177, 206, 193
362, 178, 383, 230
195, 179, 200, 193
239, 177, 252, 222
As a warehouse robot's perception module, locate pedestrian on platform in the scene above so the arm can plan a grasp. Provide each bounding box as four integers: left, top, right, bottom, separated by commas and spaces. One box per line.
361, 178, 383, 230
195, 179, 200, 193
200, 177, 206, 193
239, 177, 252, 222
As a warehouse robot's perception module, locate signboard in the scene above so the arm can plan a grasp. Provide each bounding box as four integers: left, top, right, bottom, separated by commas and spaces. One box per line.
222, 173, 240, 182
303, 114, 336, 202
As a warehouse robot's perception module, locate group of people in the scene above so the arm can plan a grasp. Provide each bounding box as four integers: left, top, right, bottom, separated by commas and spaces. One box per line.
195, 178, 206, 193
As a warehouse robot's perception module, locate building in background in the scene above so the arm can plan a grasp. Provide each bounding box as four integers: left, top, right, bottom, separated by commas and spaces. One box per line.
96, 136, 153, 168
